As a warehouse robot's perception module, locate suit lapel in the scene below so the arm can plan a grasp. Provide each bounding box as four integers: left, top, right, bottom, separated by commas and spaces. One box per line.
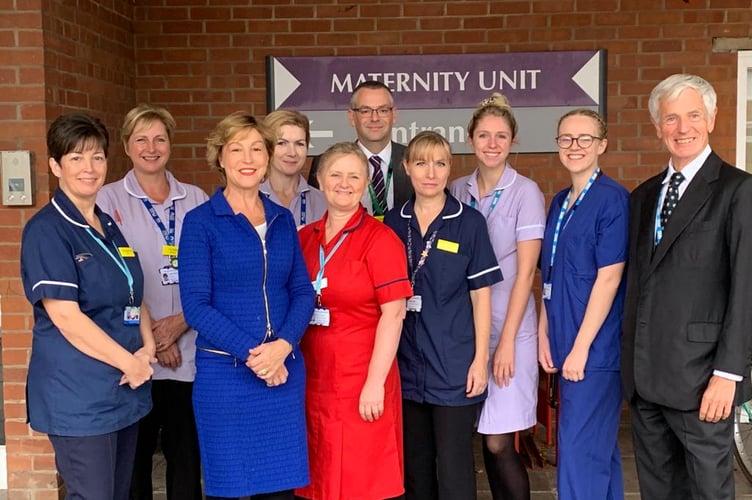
634, 176, 662, 286
648, 153, 720, 272
390, 142, 409, 204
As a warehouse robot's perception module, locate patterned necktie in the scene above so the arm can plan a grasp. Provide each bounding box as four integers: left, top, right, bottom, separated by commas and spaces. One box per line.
370, 155, 386, 211
660, 172, 685, 227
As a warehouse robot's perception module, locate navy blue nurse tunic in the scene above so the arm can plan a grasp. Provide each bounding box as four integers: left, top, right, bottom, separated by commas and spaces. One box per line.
385, 192, 502, 407
20, 188, 151, 437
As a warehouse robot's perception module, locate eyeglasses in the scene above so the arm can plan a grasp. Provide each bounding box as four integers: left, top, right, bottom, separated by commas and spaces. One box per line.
555, 134, 603, 149
351, 106, 393, 117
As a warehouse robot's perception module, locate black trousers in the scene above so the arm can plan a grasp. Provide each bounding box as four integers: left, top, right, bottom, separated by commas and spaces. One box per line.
402, 399, 481, 500
207, 490, 293, 500
130, 379, 202, 500
630, 393, 735, 500
50, 422, 139, 500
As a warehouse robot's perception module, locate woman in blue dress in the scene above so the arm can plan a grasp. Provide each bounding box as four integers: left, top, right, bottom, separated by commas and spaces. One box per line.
538, 109, 628, 500
179, 111, 315, 499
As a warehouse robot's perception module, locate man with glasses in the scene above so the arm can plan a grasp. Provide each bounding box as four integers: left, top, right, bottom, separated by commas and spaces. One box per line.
309, 80, 412, 218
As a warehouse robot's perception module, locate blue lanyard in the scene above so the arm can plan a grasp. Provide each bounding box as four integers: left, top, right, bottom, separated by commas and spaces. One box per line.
654, 182, 677, 245
85, 227, 135, 303
315, 233, 348, 296
469, 189, 502, 219
654, 192, 664, 245
299, 192, 307, 226
547, 168, 600, 275
141, 198, 175, 246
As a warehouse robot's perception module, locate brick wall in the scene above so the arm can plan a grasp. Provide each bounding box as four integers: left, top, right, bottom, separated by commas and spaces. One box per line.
133, 0, 752, 198
2, 0, 752, 497
0, 0, 134, 497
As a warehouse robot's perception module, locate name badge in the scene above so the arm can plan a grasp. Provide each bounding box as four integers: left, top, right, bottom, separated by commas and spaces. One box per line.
406, 295, 422, 312
118, 247, 135, 257
542, 282, 552, 300
160, 266, 179, 285
310, 307, 330, 326
124, 306, 141, 325
436, 239, 459, 253
162, 245, 178, 257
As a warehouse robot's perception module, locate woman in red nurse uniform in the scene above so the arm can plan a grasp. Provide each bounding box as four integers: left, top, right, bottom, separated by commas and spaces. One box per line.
297, 142, 412, 500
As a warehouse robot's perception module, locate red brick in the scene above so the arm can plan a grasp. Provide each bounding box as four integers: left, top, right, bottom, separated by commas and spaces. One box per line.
450, 2, 490, 16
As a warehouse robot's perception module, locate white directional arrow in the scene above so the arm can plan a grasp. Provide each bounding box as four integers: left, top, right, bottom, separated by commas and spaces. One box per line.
273, 59, 301, 109
572, 52, 601, 105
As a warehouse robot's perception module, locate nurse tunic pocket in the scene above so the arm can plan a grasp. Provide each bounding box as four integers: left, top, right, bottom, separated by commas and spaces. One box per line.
75, 254, 119, 310
435, 251, 471, 304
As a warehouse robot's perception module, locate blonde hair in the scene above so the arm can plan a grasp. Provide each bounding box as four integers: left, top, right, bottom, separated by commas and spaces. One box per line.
206, 111, 274, 181
467, 93, 518, 139
315, 142, 369, 184
263, 109, 310, 145
405, 131, 452, 165
121, 104, 176, 147
557, 109, 608, 138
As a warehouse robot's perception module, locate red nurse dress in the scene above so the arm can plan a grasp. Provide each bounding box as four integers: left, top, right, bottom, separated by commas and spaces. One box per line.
297, 207, 413, 500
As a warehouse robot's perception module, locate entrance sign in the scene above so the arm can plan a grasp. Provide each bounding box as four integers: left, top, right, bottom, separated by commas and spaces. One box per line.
267, 50, 606, 154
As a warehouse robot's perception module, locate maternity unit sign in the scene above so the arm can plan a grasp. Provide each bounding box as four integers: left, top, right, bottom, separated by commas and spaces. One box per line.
266, 50, 606, 154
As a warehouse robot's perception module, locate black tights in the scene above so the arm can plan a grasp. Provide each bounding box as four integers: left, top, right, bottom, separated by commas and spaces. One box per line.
207, 490, 294, 500
482, 433, 530, 500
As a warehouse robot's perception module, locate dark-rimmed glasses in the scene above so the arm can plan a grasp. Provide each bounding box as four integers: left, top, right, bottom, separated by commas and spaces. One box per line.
351, 106, 393, 117
555, 134, 603, 149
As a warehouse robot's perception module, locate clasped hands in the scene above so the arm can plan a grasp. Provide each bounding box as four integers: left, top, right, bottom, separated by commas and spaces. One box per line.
247, 339, 293, 388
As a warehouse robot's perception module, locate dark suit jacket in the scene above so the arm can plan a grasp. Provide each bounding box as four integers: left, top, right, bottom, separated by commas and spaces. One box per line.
307, 141, 413, 209
622, 151, 752, 410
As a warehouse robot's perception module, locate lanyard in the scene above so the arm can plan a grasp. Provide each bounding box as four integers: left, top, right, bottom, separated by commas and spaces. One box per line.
85, 227, 135, 303
315, 233, 348, 296
653, 191, 664, 245
469, 189, 502, 219
141, 198, 176, 246
407, 224, 439, 288
547, 168, 600, 276
654, 181, 678, 245
367, 159, 394, 215
299, 191, 307, 226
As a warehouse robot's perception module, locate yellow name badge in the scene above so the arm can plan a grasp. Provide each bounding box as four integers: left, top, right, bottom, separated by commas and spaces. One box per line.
162, 245, 178, 257
436, 239, 459, 253
118, 247, 136, 257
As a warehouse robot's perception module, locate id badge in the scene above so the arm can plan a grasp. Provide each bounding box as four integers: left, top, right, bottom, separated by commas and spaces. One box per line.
542, 282, 552, 300
124, 306, 141, 325
160, 266, 179, 285
310, 307, 330, 326
406, 295, 422, 312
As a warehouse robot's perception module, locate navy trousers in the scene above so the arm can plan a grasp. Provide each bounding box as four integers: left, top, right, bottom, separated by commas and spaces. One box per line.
50, 422, 139, 500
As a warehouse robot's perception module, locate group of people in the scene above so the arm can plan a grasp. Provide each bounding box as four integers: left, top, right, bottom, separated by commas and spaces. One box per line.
19, 72, 752, 500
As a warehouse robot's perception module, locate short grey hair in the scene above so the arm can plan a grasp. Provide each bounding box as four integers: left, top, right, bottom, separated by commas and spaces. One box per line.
648, 74, 717, 124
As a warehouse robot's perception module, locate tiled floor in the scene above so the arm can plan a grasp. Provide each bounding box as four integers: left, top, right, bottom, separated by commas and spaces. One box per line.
144, 409, 752, 499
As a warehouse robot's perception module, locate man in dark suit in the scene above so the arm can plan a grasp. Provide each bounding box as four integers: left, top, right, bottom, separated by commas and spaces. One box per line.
622, 73, 752, 499
308, 80, 412, 217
